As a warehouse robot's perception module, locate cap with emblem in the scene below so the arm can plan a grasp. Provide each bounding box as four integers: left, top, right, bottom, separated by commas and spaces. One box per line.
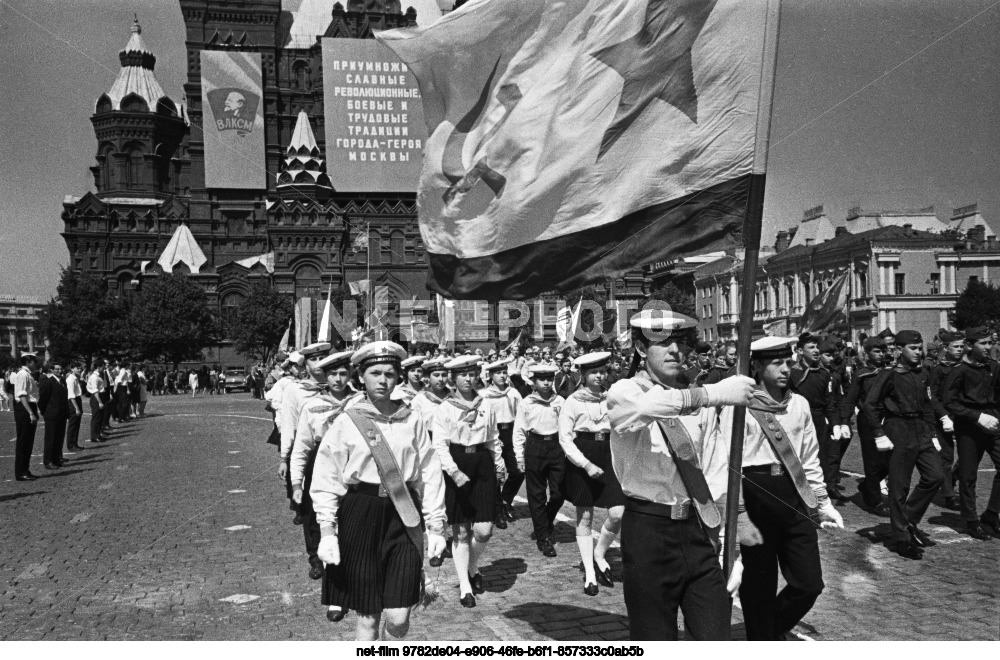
629, 309, 697, 333
444, 355, 482, 372
894, 330, 923, 346
863, 337, 886, 351
315, 350, 354, 371
422, 356, 449, 371
485, 356, 513, 372
574, 351, 611, 371
750, 336, 797, 360
400, 355, 428, 370
964, 326, 990, 342
300, 342, 332, 358
529, 363, 558, 377
350, 341, 407, 370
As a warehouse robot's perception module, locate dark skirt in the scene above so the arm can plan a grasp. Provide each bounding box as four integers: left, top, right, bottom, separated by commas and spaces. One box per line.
324, 487, 422, 614
444, 444, 498, 525
563, 432, 626, 508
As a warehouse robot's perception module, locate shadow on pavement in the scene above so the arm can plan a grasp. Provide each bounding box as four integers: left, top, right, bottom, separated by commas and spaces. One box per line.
482, 557, 527, 593
855, 523, 894, 547
40, 468, 90, 478
925, 511, 971, 535
64, 456, 112, 466
504, 601, 629, 641
0, 491, 48, 503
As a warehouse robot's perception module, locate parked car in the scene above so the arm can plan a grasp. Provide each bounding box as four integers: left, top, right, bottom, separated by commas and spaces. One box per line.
223, 367, 249, 393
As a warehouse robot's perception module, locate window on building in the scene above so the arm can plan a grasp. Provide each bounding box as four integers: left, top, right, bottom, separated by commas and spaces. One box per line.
368, 230, 381, 266
294, 264, 322, 299
929, 273, 940, 295
128, 147, 144, 189
221, 293, 245, 336
858, 271, 868, 297
390, 231, 405, 265
894, 273, 906, 295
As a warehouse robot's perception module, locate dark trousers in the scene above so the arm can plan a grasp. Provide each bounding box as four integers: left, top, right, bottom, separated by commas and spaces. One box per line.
300, 453, 321, 563
66, 399, 82, 449
857, 419, 890, 508
955, 422, 1000, 522
116, 389, 130, 420
101, 392, 113, 429
13, 403, 38, 478
936, 423, 956, 499
89, 395, 104, 440
885, 418, 943, 541
621, 501, 730, 641
43, 416, 67, 466
524, 437, 565, 541
498, 426, 524, 505
740, 471, 824, 640
810, 409, 835, 488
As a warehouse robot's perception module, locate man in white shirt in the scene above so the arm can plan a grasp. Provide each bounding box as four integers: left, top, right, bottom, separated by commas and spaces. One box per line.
65, 363, 84, 451
86, 365, 107, 443
12, 354, 40, 481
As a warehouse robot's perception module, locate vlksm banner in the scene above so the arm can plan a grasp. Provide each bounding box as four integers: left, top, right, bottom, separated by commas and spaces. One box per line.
200, 51, 266, 189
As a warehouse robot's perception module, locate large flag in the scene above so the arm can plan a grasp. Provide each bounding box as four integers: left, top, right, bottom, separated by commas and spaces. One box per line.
377, 0, 779, 299
410, 321, 441, 345
800, 273, 849, 334
556, 299, 583, 346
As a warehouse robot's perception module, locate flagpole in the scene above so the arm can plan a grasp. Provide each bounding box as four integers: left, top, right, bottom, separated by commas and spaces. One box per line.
724, 0, 781, 584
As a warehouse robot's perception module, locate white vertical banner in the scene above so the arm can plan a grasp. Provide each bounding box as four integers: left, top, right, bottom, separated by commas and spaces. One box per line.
200, 51, 266, 189
295, 297, 313, 349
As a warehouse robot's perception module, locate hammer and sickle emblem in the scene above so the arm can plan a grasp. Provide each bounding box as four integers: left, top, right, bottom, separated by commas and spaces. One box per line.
441, 56, 522, 206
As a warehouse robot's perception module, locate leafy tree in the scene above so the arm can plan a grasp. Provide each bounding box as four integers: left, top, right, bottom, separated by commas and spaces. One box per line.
647, 280, 697, 319
36, 268, 126, 367
124, 273, 221, 368
229, 281, 294, 364
951, 279, 1000, 331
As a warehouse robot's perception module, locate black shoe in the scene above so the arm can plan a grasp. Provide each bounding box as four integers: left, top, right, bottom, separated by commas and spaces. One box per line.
828, 484, 848, 503
979, 514, 1000, 537
907, 524, 929, 548
442, 542, 453, 559
292, 513, 303, 526
494, 515, 508, 530
537, 537, 557, 557
429, 554, 443, 568
583, 579, 599, 597
327, 606, 345, 622
469, 572, 484, 594
308, 563, 324, 580
943, 496, 960, 511
594, 562, 614, 587
870, 503, 890, 517
966, 522, 993, 541
44, 463, 59, 470
15, 474, 37, 482
459, 593, 476, 608
891, 540, 923, 560
503, 502, 516, 522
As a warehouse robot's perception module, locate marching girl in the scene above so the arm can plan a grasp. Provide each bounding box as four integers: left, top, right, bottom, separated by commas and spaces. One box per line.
431, 355, 505, 608
310, 341, 447, 641
558, 352, 625, 595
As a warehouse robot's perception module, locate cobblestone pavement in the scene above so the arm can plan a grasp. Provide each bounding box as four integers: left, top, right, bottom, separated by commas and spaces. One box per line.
0, 395, 997, 641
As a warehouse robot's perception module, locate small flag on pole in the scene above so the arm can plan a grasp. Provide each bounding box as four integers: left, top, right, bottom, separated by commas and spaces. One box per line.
278, 319, 291, 353
800, 272, 849, 334
349, 279, 371, 296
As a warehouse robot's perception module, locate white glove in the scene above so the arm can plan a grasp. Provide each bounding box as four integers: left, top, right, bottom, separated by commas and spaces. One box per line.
725, 556, 743, 595
874, 435, 893, 451
291, 488, 303, 505
979, 413, 999, 431
452, 471, 471, 488
940, 416, 954, 433
704, 376, 756, 406
818, 503, 844, 530
427, 533, 446, 559
318, 535, 340, 565
737, 511, 764, 546
931, 437, 941, 452
839, 425, 852, 440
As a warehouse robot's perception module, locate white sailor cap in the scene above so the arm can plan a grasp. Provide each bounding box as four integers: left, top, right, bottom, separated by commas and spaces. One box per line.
574, 351, 611, 370
485, 356, 513, 372
422, 356, 449, 371
750, 336, 796, 360
629, 309, 697, 333
401, 355, 428, 370
287, 351, 306, 367
300, 342, 332, 358
315, 350, 354, 371
351, 341, 407, 370
529, 363, 558, 377
444, 355, 482, 372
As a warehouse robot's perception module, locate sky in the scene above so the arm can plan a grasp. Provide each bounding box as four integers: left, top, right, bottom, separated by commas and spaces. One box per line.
0, 0, 997, 300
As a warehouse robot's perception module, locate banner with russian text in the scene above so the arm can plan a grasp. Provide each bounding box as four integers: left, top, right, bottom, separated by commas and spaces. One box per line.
200, 51, 266, 189
321, 38, 427, 192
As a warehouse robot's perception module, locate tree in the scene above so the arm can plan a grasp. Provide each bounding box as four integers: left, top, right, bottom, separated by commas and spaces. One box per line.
229, 281, 294, 364
952, 279, 1000, 330
647, 280, 697, 319
124, 273, 221, 368
36, 268, 126, 367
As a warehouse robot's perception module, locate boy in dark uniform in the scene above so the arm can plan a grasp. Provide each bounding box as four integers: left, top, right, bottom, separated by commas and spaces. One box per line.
839, 337, 890, 513
928, 331, 964, 511
941, 326, 1000, 540
864, 330, 943, 559
790, 334, 842, 499
820, 338, 851, 501
682, 341, 715, 387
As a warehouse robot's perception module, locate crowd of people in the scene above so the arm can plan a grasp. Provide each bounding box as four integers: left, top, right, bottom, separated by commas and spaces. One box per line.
255, 310, 1000, 642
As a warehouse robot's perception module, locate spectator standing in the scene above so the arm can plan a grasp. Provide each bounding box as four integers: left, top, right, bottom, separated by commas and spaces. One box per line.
12, 354, 41, 480
64, 362, 84, 451
114, 361, 131, 421
209, 367, 218, 395
137, 365, 149, 416
37, 363, 70, 469
1, 367, 13, 412
129, 365, 141, 418
189, 369, 199, 397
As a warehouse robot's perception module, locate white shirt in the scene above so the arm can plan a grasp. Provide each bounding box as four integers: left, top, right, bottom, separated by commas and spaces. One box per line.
431, 396, 503, 481
480, 385, 522, 424
512, 392, 565, 463
264, 375, 295, 426
65, 373, 82, 399
410, 389, 448, 428
279, 380, 323, 460
86, 371, 105, 396
310, 403, 446, 532
115, 369, 130, 390
558, 389, 611, 469
290, 392, 362, 490
12, 367, 39, 403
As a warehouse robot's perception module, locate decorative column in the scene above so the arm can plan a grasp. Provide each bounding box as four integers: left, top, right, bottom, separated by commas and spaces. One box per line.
26, 328, 34, 353
879, 263, 886, 295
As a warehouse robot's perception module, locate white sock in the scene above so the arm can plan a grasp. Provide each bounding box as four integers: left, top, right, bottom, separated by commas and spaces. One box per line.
452, 540, 473, 594
577, 534, 596, 584
594, 522, 617, 571
468, 536, 487, 575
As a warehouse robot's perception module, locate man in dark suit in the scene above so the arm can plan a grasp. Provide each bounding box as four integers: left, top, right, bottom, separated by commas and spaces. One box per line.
37, 363, 70, 469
